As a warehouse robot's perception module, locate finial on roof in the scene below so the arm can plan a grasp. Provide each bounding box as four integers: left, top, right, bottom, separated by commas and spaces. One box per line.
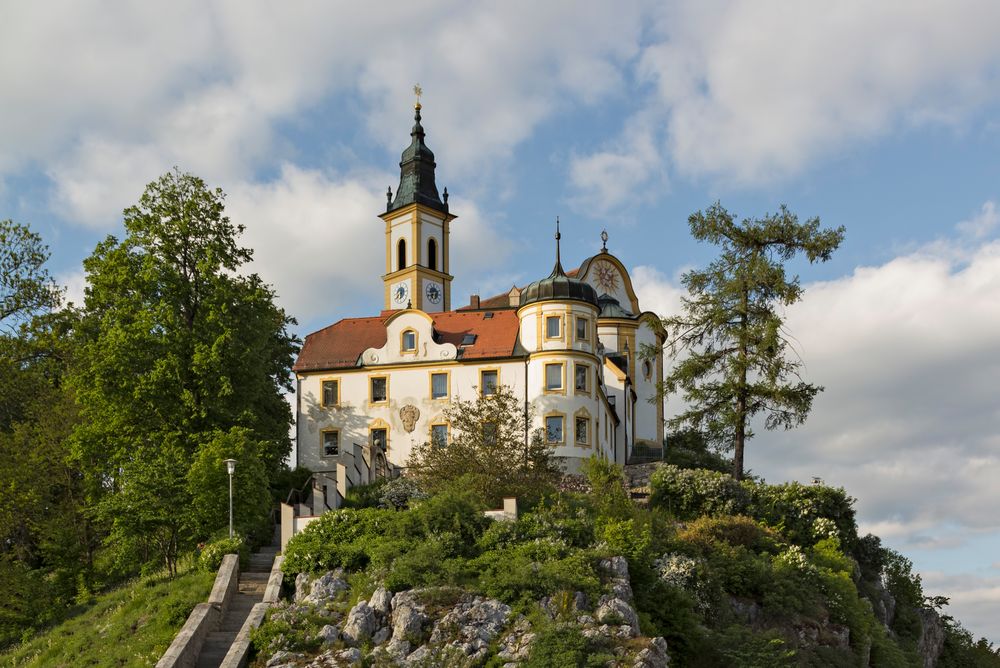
443, 187, 448, 203
601, 229, 608, 253
407, 299, 412, 309
413, 83, 423, 110
386, 186, 392, 211
550, 216, 566, 277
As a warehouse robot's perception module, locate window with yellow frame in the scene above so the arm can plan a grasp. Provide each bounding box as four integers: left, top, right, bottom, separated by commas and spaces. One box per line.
320, 378, 339, 407
544, 362, 564, 392
401, 329, 417, 353
574, 363, 589, 394
480, 369, 498, 396
575, 316, 589, 343
574, 415, 590, 447
545, 413, 565, 445
369, 376, 389, 404
430, 423, 449, 448
545, 314, 561, 339
430, 371, 449, 400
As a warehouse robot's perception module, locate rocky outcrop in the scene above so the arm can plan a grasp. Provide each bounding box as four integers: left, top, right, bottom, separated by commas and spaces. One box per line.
268, 561, 671, 667
917, 607, 946, 668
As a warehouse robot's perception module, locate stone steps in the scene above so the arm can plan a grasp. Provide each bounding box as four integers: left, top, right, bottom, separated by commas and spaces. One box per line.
193, 541, 278, 667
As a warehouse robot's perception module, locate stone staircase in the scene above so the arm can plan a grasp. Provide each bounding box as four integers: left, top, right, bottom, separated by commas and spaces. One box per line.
624, 462, 661, 507
195, 545, 278, 667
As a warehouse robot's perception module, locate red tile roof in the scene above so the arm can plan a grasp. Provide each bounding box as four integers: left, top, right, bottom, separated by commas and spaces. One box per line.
293, 309, 521, 373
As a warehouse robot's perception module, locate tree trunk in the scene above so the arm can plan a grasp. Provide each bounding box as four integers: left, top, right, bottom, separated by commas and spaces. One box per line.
734, 284, 749, 481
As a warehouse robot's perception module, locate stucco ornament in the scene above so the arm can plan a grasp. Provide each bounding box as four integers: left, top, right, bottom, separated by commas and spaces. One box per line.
400, 405, 420, 433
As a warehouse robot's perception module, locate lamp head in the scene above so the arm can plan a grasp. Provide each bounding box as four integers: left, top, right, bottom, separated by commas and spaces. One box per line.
223, 459, 237, 475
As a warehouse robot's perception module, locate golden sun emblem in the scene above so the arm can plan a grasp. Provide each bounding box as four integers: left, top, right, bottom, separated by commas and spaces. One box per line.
594, 260, 619, 293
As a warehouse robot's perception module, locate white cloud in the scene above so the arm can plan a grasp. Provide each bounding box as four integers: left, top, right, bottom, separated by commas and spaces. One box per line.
2, 1, 646, 228
226, 164, 389, 325
568, 0, 1000, 204
226, 165, 514, 327
568, 112, 667, 217
958, 200, 999, 239
922, 570, 1000, 644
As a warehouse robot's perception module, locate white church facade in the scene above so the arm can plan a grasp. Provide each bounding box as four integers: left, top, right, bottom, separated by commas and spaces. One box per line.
293, 101, 664, 508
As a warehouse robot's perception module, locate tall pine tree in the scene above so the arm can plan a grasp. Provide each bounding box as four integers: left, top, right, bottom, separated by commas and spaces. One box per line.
661, 203, 844, 480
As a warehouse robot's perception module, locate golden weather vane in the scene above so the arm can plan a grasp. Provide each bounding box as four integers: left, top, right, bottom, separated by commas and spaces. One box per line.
413, 84, 423, 108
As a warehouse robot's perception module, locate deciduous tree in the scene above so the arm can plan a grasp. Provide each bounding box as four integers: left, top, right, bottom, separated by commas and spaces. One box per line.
659, 203, 844, 480
406, 385, 561, 506
71, 169, 298, 571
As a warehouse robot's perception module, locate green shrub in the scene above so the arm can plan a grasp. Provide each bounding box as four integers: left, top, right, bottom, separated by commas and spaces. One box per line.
675, 515, 780, 555
342, 479, 389, 509
198, 535, 247, 572
708, 626, 797, 667
743, 480, 858, 548
649, 465, 749, 519
474, 542, 600, 607
281, 507, 396, 574
596, 517, 653, 568
523, 623, 614, 667
379, 476, 428, 509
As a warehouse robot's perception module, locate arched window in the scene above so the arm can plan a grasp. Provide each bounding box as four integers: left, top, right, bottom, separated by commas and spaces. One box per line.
428, 238, 438, 271
397, 238, 407, 270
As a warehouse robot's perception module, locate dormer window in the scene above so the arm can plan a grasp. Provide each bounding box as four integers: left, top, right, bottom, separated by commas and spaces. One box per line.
402, 330, 416, 351
461, 333, 477, 346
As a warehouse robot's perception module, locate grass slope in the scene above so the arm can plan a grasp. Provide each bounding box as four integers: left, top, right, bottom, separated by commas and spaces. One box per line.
0, 566, 213, 667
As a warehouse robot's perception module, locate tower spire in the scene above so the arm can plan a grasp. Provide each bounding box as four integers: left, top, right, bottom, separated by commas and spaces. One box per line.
388, 86, 445, 214
550, 216, 566, 277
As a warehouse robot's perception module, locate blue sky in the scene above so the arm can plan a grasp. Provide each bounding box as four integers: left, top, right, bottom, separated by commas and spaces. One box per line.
3, 1, 1000, 643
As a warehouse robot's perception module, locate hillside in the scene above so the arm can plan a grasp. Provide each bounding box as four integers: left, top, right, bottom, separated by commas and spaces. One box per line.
0, 566, 213, 667
252, 460, 1000, 667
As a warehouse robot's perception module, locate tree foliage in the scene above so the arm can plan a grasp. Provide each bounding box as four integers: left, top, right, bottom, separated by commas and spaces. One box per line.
660, 203, 844, 479
71, 168, 298, 573
0, 219, 61, 333
405, 384, 562, 507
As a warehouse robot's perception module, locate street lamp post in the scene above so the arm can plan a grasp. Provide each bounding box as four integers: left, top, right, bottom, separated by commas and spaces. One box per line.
223, 459, 237, 539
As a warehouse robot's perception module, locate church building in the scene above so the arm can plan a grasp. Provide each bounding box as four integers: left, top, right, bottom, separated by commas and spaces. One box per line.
293, 101, 664, 508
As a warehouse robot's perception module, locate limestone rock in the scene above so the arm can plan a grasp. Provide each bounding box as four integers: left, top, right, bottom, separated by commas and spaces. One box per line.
372, 626, 391, 645
391, 590, 429, 642
917, 608, 946, 668
266, 650, 305, 667
595, 596, 640, 635
315, 624, 340, 645
370, 586, 394, 617
342, 600, 377, 646
600, 556, 630, 580
305, 647, 363, 666
429, 595, 512, 660
633, 637, 670, 668
300, 570, 350, 605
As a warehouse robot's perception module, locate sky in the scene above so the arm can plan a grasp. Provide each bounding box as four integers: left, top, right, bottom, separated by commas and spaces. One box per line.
2, 0, 999, 644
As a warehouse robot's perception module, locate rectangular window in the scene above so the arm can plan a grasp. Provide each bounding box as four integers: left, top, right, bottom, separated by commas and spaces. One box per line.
575, 417, 588, 445
546, 315, 561, 339
371, 428, 387, 452
321, 379, 339, 407
431, 372, 448, 399
545, 363, 563, 391
370, 377, 387, 403
322, 429, 339, 457
402, 330, 416, 351
576, 317, 589, 342
431, 424, 448, 448
480, 369, 498, 396
545, 415, 564, 444
575, 364, 589, 392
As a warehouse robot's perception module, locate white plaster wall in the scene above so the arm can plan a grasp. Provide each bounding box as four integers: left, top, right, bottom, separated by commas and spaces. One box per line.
633, 321, 661, 445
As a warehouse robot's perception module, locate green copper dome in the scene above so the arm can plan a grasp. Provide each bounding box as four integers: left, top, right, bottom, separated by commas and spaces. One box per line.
519, 220, 599, 308
387, 104, 447, 215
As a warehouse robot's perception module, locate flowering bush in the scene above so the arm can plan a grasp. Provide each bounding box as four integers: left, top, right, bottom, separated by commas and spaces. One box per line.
649, 465, 749, 519
378, 476, 428, 509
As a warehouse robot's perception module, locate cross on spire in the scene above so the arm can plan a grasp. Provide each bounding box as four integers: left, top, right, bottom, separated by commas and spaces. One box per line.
413, 83, 423, 109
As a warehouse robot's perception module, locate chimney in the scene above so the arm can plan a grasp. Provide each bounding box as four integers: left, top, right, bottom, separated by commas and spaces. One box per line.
469, 294, 480, 309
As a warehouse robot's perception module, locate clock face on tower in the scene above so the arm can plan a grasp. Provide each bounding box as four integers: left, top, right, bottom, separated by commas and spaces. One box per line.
593, 260, 620, 293
425, 282, 442, 305
392, 281, 410, 306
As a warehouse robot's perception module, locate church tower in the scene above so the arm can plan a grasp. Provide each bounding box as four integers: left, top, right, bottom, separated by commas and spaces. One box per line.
380, 97, 455, 313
